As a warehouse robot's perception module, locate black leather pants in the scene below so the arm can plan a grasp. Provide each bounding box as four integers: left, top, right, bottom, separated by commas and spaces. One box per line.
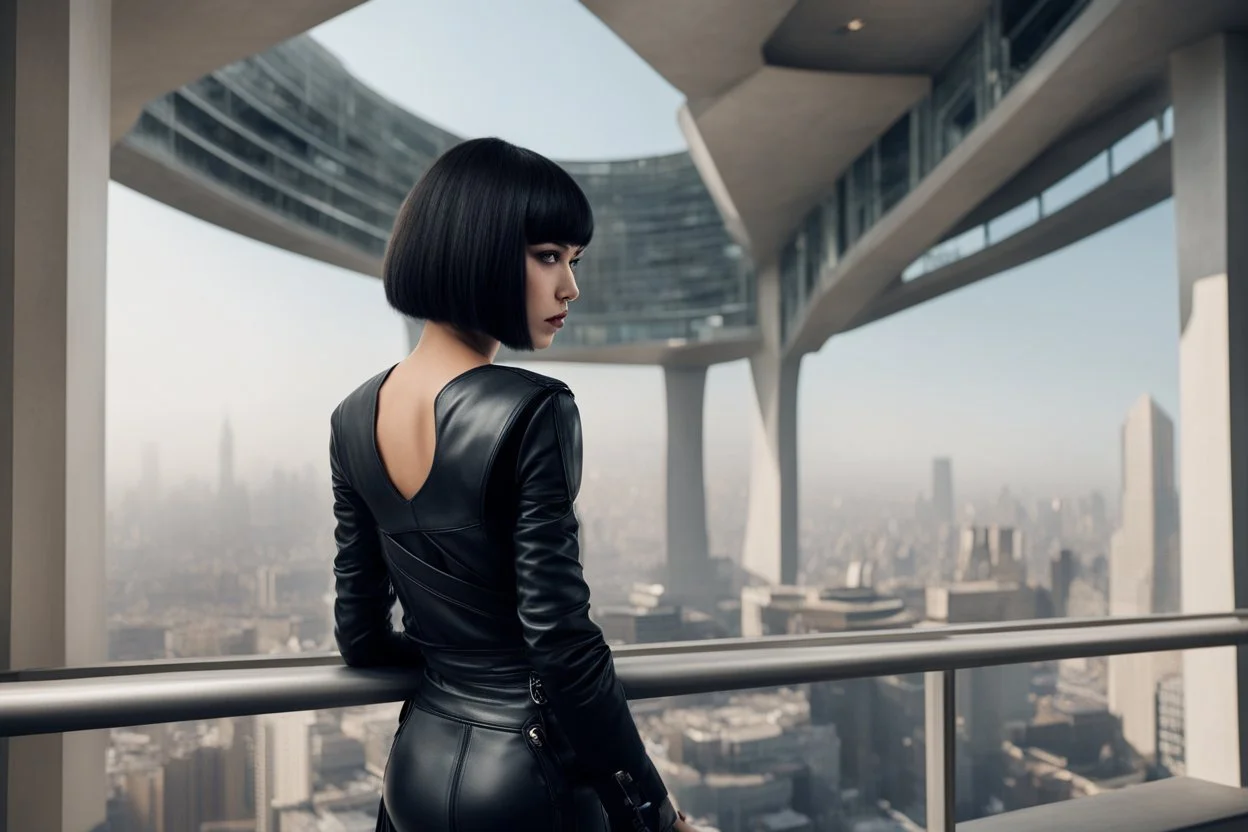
380, 672, 610, 831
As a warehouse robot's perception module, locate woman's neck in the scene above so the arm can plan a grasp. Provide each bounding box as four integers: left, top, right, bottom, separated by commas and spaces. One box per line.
411, 320, 499, 365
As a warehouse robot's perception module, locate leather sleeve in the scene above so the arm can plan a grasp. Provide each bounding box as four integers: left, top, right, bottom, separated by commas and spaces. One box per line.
330, 421, 425, 669
512, 390, 677, 831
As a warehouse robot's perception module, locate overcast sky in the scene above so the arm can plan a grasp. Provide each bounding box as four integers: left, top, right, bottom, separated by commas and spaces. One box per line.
104, 0, 1181, 504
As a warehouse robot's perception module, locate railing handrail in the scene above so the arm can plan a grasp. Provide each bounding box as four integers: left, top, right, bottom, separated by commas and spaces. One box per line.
13, 610, 1219, 684
3, 612, 1244, 738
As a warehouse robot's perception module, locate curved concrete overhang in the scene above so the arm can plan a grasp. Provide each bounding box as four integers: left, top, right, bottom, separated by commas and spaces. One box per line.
510, 336, 762, 368
679, 67, 928, 258
584, 0, 1021, 261
762, 0, 994, 75
111, 32, 753, 368
787, 0, 1248, 356
402, 319, 761, 368
111, 141, 382, 279
111, 0, 367, 143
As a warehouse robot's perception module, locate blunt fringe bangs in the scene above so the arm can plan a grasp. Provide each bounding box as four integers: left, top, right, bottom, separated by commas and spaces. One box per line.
383, 137, 594, 351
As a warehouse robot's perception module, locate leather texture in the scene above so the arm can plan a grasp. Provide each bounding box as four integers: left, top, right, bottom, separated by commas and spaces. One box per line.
330, 363, 678, 832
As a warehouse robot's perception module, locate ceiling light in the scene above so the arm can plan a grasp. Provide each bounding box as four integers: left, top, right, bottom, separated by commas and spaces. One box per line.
845, 18, 865, 32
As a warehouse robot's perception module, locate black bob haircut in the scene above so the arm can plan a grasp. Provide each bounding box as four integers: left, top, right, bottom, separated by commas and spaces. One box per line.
383, 137, 594, 351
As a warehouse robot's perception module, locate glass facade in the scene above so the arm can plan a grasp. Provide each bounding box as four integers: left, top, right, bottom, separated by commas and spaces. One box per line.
900, 105, 1171, 283
778, 0, 1091, 343
122, 36, 756, 352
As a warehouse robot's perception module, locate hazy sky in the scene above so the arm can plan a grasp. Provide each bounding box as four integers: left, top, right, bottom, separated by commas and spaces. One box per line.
105, 0, 1180, 504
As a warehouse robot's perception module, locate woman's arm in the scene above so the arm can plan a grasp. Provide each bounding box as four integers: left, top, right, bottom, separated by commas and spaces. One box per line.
512, 389, 679, 831
329, 419, 424, 668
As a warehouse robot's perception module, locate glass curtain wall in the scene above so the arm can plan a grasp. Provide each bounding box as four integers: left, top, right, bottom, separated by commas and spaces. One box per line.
778, 0, 1091, 343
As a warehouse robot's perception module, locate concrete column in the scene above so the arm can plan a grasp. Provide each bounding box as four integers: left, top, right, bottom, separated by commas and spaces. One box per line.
1171, 33, 1248, 788
742, 262, 801, 586
663, 365, 710, 602
0, 1, 111, 829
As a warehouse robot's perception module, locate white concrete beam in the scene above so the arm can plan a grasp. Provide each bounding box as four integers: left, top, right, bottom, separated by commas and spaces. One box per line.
580, 0, 796, 100
1, 0, 111, 828
680, 66, 928, 260
111, 142, 384, 278
664, 366, 711, 603
742, 263, 801, 585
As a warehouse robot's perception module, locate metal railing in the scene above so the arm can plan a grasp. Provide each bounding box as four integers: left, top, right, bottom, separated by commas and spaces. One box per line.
5, 612, 1247, 831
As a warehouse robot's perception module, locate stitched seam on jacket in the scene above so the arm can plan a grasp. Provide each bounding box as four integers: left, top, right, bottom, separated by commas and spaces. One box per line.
510, 391, 576, 499
389, 521, 482, 534
412, 695, 526, 732
382, 555, 495, 616
550, 394, 576, 498
480, 385, 548, 526
447, 724, 472, 832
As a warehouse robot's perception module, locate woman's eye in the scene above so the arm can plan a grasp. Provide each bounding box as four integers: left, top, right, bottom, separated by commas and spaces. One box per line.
570, 257, 581, 270
538, 251, 560, 264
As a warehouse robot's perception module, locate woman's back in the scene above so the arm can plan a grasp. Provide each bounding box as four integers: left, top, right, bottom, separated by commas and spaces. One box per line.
332, 361, 568, 680
330, 361, 680, 831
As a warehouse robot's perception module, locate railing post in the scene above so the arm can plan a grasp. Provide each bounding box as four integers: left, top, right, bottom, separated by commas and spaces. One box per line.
925, 669, 957, 832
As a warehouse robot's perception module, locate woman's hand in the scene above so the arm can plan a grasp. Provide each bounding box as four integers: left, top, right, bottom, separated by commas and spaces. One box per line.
672, 811, 702, 832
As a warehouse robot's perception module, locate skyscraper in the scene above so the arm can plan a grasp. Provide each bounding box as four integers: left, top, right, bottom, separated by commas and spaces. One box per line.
932, 457, 954, 526
955, 526, 1025, 584
1108, 395, 1182, 758
253, 710, 314, 832
1050, 549, 1077, 618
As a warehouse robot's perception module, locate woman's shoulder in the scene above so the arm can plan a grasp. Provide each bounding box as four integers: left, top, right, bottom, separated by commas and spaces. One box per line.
449, 366, 577, 430
329, 363, 575, 445
472, 364, 573, 398
330, 366, 393, 432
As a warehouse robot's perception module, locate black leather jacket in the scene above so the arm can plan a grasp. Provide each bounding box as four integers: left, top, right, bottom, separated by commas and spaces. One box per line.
330, 363, 677, 831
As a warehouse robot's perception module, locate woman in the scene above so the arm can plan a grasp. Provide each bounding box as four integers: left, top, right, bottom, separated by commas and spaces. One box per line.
330, 137, 698, 832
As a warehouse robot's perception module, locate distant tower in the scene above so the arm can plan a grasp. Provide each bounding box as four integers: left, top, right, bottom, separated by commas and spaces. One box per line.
1050, 549, 1077, 618
932, 457, 954, 526
1108, 395, 1181, 759
1110, 396, 1181, 617
219, 418, 235, 497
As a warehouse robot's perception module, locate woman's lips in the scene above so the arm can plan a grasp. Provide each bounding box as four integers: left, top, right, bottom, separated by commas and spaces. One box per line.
546, 313, 566, 329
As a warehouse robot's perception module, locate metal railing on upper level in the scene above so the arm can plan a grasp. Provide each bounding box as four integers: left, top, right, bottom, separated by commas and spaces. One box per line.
4, 612, 1246, 831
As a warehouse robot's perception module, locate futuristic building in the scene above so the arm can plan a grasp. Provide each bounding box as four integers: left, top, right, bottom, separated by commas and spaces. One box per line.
9, 0, 1248, 828
115, 37, 758, 361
